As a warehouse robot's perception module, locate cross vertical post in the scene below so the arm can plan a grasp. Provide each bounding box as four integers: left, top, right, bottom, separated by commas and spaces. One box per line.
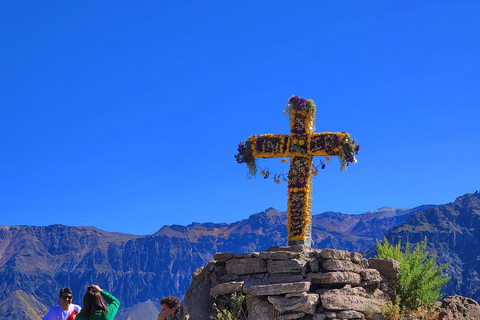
235, 96, 359, 247
286, 97, 316, 246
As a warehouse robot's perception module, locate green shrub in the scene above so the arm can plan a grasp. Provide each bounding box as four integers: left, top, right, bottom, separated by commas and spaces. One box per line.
376, 236, 451, 311
210, 292, 247, 320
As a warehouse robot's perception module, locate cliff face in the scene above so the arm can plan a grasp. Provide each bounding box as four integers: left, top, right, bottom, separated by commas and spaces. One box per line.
0, 194, 477, 319
385, 191, 480, 302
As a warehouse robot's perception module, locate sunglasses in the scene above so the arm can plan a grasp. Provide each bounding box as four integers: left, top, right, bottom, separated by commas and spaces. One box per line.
61, 295, 73, 300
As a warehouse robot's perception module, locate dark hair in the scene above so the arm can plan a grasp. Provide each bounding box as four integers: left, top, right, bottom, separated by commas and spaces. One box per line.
59, 288, 72, 297
160, 296, 180, 313
81, 286, 108, 320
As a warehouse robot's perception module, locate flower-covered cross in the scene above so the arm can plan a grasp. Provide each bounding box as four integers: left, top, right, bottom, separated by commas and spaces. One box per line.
235, 96, 359, 247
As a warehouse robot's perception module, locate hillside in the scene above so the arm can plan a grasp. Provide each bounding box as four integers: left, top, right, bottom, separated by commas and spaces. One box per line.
1, 193, 478, 319
384, 191, 480, 302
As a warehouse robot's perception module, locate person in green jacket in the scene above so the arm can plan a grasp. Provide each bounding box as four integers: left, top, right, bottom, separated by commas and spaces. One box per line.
76, 285, 120, 320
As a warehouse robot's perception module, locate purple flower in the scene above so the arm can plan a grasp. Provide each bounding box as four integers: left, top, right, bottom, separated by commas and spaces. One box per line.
289, 96, 308, 110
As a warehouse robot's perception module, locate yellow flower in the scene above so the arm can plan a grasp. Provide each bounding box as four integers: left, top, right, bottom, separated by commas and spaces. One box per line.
281, 158, 287, 163
326, 157, 330, 162
261, 170, 265, 176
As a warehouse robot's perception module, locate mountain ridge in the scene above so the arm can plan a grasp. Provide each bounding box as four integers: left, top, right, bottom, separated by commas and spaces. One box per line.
0, 194, 476, 319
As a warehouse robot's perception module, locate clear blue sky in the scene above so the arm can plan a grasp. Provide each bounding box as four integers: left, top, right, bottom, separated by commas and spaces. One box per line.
1, 1, 479, 235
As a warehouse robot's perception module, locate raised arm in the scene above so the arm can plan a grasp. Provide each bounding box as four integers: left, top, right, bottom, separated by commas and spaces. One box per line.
100, 290, 120, 317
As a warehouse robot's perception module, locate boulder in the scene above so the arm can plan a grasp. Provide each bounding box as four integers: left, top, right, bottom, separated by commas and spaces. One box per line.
320, 286, 381, 313
269, 274, 305, 284
214, 252, 234, 262
322, 259, 362, 273
320, 248, 352, 260
309, 271, 361, 285
246, 294, 274, 320
226, 258, 267, 275
235, 252, 260, 259
268, 293, 319, 314
360, 269, 382, 285
259, 251, 303, 260
367, 258, 399, 280
267, 259, 308, 274
210, 281, 244, 296
350, 252, 363, 264
243, 281, 310, 296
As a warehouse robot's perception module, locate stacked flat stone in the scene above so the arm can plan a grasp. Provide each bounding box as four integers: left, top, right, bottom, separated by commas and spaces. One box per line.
183, 245, 400, 320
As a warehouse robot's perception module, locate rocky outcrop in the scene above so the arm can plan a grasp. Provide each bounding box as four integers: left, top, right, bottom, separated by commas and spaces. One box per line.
183, 246, 399, 320
439, 295, 480, 320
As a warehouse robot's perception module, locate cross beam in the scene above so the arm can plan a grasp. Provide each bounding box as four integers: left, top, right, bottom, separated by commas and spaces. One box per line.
235, 96, 359, 247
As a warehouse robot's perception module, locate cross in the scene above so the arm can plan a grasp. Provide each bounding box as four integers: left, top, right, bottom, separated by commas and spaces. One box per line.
235, 96, 359, 247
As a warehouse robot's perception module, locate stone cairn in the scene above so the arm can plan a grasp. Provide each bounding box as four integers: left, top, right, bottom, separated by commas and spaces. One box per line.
182, 245, 400, 320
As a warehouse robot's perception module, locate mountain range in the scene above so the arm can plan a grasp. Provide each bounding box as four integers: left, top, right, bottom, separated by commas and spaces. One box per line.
0, 191, 478, 319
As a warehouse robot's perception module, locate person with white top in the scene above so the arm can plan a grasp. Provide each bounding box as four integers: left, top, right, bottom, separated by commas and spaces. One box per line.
43, 288, 82, 320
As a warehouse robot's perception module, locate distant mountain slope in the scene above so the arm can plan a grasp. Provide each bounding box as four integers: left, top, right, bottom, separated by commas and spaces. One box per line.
384, 191, 480, 302
311, 205, 435, 251
0, 197, 470, 319
115, 300, 161, 320
0, 225, 138, 320
0, 290, 47, 320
